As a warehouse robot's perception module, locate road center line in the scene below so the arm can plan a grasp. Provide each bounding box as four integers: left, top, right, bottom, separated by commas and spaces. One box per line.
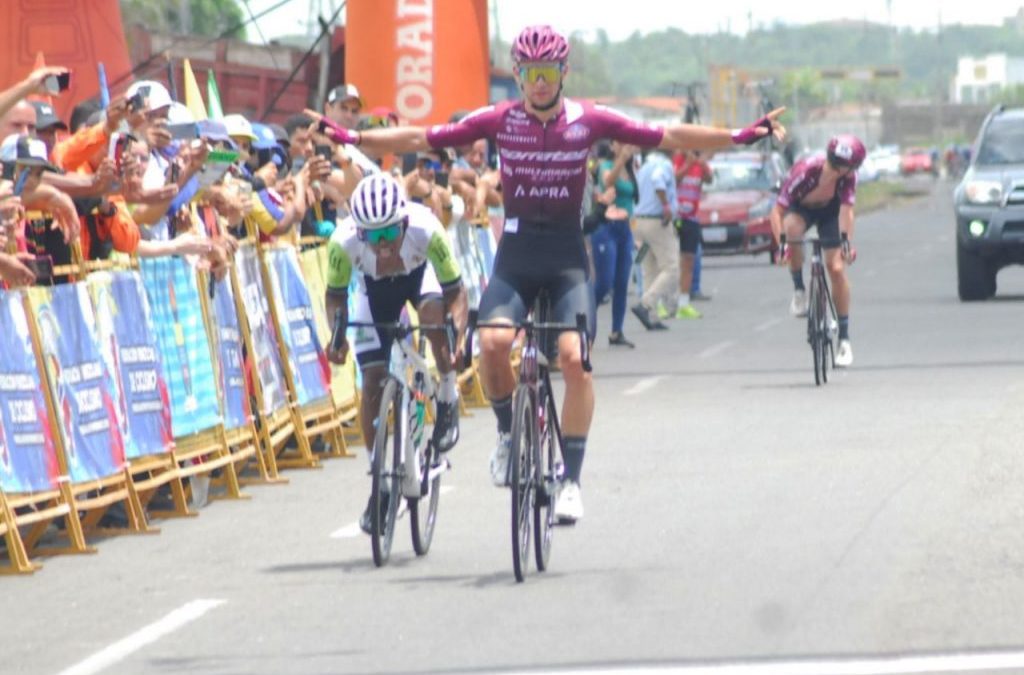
56, 599, 226, 675
505, 648, 1024, 674
754, 318, 782, 333
331, 486, 454, 539
624, 376, 665, 396
699, 340, 736, 359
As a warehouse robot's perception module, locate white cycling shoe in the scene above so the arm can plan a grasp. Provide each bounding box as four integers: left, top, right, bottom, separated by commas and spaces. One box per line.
554, 480, 584, 523
835, 339, 853, 367
489, 432, 512, 487
789, 290, 808, 317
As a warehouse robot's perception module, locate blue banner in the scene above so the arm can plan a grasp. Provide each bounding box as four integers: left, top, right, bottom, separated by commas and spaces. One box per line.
211, 276, 250, 430
139, 257, 221, 437
267, 247, 330, 407
0, 291, 60, 493
89, 272, 174, 459
30, 285, 125, 483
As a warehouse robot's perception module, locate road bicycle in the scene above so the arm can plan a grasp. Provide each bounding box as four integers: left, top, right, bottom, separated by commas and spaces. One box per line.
464, 294, 591, 582
332, 312, 455, 566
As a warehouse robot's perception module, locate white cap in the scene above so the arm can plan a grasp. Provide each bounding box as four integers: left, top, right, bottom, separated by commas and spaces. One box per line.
126, 80, 173, 112
223, 113, 257, 141
167, 102, 194, 125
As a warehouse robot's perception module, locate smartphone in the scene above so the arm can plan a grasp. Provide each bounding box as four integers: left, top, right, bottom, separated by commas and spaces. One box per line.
167, 122, 199, 141
127, 85, 151, 112
44, 71, 72, 94
24, 255, 54, 284
315, 144, 333, 162
12, 167, 31, 197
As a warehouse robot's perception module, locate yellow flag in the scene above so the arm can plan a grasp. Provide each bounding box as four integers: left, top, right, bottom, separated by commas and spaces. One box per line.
182, 58, 207, 121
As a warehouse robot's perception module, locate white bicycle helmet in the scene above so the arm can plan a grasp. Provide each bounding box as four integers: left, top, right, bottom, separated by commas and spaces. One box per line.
349, 173, 407, 228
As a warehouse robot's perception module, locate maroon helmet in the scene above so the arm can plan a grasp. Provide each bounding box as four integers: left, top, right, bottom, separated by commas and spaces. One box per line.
511, 25, 570, 64
827, 134, 867, 169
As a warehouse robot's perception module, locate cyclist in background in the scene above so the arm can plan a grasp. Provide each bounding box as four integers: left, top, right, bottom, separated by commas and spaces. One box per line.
310, 25, 786, 523
325, 174, 468, 534
770, 134, 863, 367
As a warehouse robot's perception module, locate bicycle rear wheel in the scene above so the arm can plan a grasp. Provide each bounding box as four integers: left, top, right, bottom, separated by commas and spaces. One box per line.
510, 384, 535, 583
534, 383, 559, 572
371, 378, 403, 567
410, 396, 440, 556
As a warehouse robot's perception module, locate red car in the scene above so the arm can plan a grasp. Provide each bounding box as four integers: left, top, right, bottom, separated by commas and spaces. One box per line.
900, 147, 938, 176
696, 151, 787, 260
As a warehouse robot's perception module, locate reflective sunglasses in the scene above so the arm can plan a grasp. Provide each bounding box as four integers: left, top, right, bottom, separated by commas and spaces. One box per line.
358, 221, 403, 244
419, 160, 442, 172
518, 63, 563, 84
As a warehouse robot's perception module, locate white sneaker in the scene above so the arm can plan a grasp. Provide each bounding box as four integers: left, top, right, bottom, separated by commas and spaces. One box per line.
489, 432, 512, 487
789, 290, 808, 317
835, 339, 853, 367
554, 480, 584, 523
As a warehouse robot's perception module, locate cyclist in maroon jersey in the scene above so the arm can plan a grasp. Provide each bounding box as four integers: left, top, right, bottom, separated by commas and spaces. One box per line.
770, 134, 864, 368
307, 25, 786, 523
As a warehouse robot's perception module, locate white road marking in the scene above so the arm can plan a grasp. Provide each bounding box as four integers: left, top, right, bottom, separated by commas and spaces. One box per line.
504, 648, 1024, 674
624, 376, 665, 396
56, 599, 225, 675
330, 486, 455, 539
699, 340, 736, 359
754, 318, 782, 333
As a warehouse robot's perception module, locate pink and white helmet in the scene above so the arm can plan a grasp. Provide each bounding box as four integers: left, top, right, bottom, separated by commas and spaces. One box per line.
511, 25, 570, 64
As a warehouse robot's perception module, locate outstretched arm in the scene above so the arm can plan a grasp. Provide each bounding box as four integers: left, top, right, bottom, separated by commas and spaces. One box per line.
304, 109, 431, 155
659, 107, 787, 153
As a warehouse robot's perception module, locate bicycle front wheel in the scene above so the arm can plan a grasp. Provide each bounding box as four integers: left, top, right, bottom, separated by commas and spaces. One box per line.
371, 378, 403, 567
808, 281, 823, 386
510, 384, 535, 583
410, 396, 440, 556
534, 385, 559, 572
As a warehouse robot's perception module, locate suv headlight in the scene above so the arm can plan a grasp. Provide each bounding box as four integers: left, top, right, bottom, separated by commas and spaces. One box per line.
748, 197, 774, 219
964, 180, 1003, 205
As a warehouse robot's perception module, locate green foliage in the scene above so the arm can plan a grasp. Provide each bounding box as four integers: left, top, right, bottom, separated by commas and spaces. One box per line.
500, 19, 1024, 103
120, 0, 247, 40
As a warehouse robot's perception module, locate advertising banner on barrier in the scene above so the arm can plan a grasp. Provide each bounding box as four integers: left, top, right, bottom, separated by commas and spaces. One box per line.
0, 291, 60, 493
210, 276, 251, 430
139, 257, 221, 437
298, 246, 359, 404
267, 247, 330, 407
30, 284, 125, 483
235, 244, 288, 416
89, 272, 174, 460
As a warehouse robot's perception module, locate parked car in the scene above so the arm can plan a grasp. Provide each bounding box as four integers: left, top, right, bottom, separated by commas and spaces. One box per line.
868, 145, 902, 177
901, 147, 938, 176
696, 151, 788, 260
953, 105, 1024, 300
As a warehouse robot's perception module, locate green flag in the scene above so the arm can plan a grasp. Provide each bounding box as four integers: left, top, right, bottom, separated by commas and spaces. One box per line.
207, 70, 224, 120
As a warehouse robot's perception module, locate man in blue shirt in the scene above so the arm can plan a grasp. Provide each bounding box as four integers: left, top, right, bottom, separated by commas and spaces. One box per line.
631, 150, 678, 330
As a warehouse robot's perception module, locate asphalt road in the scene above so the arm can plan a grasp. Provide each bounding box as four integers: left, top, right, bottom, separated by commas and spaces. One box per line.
7, 179, 1024, 675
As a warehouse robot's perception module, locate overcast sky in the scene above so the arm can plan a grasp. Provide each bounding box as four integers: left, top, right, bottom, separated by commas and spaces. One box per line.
244, 0, 1024, 42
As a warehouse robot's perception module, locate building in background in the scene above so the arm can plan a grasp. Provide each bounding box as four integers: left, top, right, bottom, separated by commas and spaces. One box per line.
953, 54, 1024, 104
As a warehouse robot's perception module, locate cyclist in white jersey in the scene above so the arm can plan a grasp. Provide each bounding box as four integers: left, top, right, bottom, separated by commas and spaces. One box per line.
326, 174, 468, 534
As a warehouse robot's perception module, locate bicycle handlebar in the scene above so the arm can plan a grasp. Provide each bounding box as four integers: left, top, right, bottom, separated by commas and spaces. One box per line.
330, 310, 457, 360
462, 309, 593, 373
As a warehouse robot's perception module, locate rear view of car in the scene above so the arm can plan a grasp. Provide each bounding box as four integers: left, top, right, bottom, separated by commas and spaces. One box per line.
953, 106, 1024, 300
901, 147, 938, 176
697, 152, 785, 260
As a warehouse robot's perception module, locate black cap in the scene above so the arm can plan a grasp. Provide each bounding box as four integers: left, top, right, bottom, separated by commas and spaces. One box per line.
31, 101, 68, 132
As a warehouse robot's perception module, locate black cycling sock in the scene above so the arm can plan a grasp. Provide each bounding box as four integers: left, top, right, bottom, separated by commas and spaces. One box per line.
791, 270, 805, 291
838, 315, 850, 341
491, 395, 513, 434
562, 436, 586, 484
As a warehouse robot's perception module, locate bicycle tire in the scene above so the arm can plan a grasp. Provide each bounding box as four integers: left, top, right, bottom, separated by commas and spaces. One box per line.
510, 384, 534, 583
410, 394, 440, 556
534, 384, 559, 572
371, 377, 403, 567
818, 280, 830, 385
808, 280, 823, 386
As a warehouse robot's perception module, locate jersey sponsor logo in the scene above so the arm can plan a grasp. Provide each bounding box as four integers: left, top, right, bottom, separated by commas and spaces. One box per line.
499, 148, 590, 162
509, 108, 528, 119
496, 131, 537, 144
563, 123, 590, 141
513, 184, 571, 199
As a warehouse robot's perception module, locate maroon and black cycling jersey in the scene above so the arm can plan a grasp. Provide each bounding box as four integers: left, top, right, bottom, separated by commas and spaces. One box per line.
426, 99, 664, 227
776, 155, 857, 210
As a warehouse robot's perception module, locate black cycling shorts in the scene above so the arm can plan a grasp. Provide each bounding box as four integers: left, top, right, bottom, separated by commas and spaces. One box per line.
675, 218, 701, 254
351, 263, 443, 369
787, 198, 841, 248
479, 220, 596, 337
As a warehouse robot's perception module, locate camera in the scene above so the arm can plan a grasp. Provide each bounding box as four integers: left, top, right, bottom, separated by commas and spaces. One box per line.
44, 71, 71, 94
127, 85, 151, 112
